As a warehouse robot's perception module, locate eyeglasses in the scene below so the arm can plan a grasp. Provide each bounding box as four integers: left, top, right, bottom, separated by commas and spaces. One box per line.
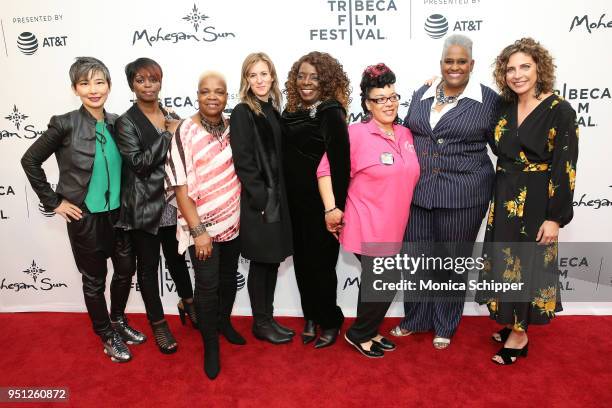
368, 94, 401, 104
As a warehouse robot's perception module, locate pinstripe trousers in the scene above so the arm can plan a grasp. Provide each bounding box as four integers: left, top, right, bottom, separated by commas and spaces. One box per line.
400, 203, 488, 338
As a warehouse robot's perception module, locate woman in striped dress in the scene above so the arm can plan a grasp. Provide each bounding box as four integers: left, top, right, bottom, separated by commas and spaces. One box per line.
165, 71, 243, 380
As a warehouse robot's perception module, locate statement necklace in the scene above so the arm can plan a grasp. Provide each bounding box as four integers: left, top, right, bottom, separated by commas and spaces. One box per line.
436, 82, 462, 105
199, 113, 226, 141
299, 100, 323, 119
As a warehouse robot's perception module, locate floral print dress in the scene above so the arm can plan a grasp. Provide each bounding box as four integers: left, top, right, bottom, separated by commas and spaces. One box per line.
477, 94, 579, 330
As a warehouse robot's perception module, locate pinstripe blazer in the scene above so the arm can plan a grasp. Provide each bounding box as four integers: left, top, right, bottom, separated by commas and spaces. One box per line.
403, 83, 499, 209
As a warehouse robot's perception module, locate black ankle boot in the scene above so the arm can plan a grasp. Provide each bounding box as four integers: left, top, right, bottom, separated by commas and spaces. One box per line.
204, 337, 220, 380
219, 320, 246, 345
314, 328, 339, 349
270, 318, 295, 337
252, 320, 292, 345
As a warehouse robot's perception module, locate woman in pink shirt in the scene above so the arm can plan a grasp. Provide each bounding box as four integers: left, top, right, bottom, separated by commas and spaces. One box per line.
318, 64, 420, 358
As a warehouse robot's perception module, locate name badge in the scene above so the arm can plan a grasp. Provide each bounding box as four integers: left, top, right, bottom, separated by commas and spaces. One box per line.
380, 152, 394, 165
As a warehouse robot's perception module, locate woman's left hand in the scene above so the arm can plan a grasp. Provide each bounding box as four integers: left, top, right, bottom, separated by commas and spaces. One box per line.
536, 220, 559, 245
166, 118, 180, 133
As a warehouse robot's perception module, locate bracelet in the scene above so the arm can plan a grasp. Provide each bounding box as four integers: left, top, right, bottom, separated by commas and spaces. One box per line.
324, 207, 338, 214
189, 223, 208, 238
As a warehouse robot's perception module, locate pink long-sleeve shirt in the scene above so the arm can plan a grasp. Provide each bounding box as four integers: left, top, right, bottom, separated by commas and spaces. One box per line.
318, 120, 420, 256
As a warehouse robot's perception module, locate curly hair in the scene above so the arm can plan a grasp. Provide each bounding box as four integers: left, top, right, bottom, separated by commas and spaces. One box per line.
284, 51, 351, 112
359, 63, 396, 114
493, 37, 556, 102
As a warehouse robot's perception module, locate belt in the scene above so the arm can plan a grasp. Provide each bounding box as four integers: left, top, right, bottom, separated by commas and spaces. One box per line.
496, 160, 550, 173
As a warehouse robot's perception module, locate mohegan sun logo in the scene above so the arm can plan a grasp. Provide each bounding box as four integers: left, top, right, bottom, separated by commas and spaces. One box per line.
4, 105, 29, 130
132, 3, 236, 47
1, 105, 43, 142
23, 260, 46, 282
0, 260, 68, 292
182, 4, 209, 32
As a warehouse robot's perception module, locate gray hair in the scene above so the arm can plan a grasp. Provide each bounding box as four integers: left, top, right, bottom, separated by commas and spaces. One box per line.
69, 57, 111, 87
441, 34, 473, 59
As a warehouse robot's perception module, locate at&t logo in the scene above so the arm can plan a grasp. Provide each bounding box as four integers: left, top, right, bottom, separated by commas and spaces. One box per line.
16, 31, 68, 55
424, 14, 482, 39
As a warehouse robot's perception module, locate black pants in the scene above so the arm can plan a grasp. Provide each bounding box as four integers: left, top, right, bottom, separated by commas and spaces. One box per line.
188, 238, 240, 340
248, 261, 281, 325
130, 227, 193, 322
346, 254, 397, 344
66, 209, 135, 340
292, 213, 344, 329
158, 225, 193, 300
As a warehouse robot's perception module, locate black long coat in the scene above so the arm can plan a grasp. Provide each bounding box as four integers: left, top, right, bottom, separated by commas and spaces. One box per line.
229, 100, 293, 263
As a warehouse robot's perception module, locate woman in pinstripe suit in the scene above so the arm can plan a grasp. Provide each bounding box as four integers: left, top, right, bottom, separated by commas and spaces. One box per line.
393, 34, 500, 348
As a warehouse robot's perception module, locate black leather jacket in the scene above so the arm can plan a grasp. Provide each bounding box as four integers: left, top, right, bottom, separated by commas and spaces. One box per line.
21, 106, 118, 212
115, 104, 177, 234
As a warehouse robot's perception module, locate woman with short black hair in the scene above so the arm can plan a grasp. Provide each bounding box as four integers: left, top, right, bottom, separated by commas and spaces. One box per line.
318, 63, 420, 358
116, 57, 190, 354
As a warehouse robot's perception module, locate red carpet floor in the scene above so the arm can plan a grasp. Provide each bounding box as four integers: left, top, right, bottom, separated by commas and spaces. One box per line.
1, 313, 611, 407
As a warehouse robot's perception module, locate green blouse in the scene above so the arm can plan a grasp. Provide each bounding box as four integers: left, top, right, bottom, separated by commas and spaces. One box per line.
84, 121, 122, 212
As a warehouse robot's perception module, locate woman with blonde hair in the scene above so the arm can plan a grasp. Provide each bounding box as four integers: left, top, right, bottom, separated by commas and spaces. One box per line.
230, 52, 294, 345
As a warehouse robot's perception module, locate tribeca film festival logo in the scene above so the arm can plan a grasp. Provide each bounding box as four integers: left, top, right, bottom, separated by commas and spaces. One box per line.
569, 13, 612, 34
424, 14, 482, 39
132, 3, 236, 47
309, 0, 399, 46
16, 32, 68, 56
0, 260, 68, 292
0, 185, 15, 221
555, 83, 610, 128
1, 105, 44, 141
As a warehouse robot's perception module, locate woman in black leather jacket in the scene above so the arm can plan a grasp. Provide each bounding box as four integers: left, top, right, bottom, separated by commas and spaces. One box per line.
21, 57, 145, 363
115, 58, 192, 354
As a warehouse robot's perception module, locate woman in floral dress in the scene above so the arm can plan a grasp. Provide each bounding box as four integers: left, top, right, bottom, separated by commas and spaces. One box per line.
478, 38, 579, 365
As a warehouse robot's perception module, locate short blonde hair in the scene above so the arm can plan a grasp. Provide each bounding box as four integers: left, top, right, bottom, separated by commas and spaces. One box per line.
239, 52, 282, 115
198, 70, 227, 90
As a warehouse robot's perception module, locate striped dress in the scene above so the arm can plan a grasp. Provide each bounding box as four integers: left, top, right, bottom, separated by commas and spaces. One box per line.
165, 116, 240, 254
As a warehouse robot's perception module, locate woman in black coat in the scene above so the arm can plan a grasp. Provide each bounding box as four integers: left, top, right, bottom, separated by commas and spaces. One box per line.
230, 52, 294, 344
115, 58, 193, 354
282, 51, 350, 348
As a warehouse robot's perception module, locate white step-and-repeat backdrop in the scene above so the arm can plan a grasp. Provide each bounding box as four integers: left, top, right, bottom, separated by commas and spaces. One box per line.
1, 0, 610, 316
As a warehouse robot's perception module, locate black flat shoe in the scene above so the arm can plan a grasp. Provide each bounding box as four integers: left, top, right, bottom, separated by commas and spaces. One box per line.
270, 319, 295, 337
302, 320, 317, 344
492, 342, 529, 365
314, 328, 339, 349
492, 327, 512, 343
344, 333, 384, 358
371, 336, 396, 351
253, 321, 292, 345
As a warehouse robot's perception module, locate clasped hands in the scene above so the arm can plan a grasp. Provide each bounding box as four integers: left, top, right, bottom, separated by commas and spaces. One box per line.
325, 208, 344, 240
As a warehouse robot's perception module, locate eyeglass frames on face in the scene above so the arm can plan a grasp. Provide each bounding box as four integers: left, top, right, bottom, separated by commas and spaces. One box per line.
368, 94, 401, 104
